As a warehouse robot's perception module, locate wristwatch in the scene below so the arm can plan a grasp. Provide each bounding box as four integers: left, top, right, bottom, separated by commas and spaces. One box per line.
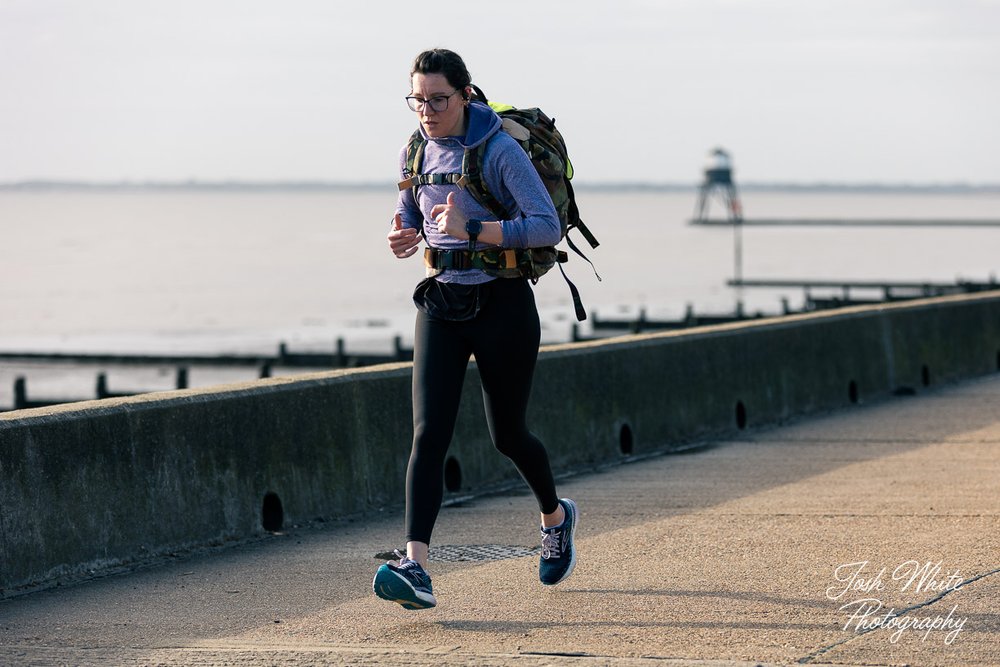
465, 219, 483, 252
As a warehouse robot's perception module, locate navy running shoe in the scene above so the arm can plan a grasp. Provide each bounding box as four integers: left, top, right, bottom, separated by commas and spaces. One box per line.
373, 550, 437, 610
539, 498, 578, 586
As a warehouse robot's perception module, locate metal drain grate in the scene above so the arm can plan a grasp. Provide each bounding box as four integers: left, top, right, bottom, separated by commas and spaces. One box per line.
374, 544, 541, 562
432, 544, 541, 562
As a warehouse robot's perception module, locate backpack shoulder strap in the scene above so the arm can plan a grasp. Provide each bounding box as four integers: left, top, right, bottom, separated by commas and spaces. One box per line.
397, 129, 427, 201
462, 139, 509, 222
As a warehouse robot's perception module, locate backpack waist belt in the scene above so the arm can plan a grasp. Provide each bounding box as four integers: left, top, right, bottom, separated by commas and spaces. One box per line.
424, 247, 526, 272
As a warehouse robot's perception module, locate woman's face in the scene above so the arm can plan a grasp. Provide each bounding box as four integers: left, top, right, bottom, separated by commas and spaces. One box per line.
410, 72, 468, 139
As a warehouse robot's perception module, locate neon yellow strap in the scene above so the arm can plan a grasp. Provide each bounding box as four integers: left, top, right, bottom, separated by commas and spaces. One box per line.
487, 101, 516, 113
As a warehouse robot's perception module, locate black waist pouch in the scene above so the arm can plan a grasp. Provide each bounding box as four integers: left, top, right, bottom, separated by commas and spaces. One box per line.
413, 277, 489, 321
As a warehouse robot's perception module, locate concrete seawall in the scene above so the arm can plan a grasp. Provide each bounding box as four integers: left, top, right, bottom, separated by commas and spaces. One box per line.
2, 292, 999, 596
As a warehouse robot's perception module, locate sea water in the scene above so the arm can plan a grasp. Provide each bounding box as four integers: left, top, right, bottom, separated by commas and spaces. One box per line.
2, 187, 997, 405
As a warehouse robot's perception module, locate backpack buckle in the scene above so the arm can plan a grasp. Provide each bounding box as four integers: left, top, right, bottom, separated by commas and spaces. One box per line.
424, 248, 474, 270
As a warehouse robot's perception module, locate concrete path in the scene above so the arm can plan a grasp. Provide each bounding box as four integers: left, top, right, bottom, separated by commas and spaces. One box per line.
1, 374, 998, 666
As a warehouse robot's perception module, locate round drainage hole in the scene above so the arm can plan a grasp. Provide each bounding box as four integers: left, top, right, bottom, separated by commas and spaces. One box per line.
735, 400, 748, 430
444, 456, 462, 492
619, 422, 634, 455
261, 492, 284, 532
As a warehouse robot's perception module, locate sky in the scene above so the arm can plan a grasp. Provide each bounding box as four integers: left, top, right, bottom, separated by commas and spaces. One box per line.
2, 0, 999, 185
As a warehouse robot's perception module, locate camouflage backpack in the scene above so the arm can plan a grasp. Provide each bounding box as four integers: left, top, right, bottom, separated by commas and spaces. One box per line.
398, 87, 600, 320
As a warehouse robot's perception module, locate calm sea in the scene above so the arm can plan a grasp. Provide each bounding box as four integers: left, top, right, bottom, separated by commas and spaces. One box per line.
2, 187, 998, 405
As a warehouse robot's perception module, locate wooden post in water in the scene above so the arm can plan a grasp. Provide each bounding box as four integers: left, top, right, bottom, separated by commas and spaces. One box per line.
336, 338, 346, 367
96, 373, 110, 399
13, 376, 27, 410
733, 206, 744, 318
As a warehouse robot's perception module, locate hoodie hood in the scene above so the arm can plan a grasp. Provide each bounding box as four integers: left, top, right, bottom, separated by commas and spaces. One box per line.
419, 100, 501, 149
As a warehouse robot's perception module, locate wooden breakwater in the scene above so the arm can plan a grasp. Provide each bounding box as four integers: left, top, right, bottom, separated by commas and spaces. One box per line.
728, 277, 999, 312
572, 277, 999, 341
690, 218, 1000, 227
1, 337, 412, 411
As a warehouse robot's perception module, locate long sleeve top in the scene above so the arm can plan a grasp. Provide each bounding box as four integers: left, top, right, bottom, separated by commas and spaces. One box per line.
394, 101, 561, 284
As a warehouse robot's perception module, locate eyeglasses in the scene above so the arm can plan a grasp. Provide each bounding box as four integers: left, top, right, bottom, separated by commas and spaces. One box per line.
405, 90, 461, 113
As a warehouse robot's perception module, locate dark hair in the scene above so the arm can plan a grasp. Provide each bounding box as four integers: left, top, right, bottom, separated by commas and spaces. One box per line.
410, 49, 472, 100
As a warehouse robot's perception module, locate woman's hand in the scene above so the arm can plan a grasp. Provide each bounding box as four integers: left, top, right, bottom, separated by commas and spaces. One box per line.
430, 191, 469, 239
388, 213, 422, 258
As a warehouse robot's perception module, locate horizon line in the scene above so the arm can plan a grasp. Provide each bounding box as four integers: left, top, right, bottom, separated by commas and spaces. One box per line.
2, 179, 999, 193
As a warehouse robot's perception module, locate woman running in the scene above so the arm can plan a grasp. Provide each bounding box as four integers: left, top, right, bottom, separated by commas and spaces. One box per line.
373, 48, 578, 610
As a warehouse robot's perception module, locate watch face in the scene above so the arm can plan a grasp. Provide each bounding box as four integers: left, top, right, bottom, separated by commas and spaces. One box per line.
466, 219, 483, 235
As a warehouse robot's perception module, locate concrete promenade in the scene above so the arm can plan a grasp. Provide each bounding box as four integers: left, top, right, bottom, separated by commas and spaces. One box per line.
1, 374, 997, 666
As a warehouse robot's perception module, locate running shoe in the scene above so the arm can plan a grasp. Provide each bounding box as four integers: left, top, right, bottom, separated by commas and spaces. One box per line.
539, 498, 578, 585
372, 550, 437, 609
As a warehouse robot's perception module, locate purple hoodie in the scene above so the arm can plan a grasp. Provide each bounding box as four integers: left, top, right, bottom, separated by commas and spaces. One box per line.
394, 101, 561, 284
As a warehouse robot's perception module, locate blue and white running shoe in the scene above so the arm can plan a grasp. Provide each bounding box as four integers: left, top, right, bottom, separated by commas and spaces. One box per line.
373, 550, 437, 610
539, 498, 578, 586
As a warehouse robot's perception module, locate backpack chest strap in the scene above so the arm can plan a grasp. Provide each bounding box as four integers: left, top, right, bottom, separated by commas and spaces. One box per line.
398, 173, 468, 190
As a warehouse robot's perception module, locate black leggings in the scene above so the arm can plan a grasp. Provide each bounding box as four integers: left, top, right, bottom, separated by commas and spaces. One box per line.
405, 277, 560, 544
